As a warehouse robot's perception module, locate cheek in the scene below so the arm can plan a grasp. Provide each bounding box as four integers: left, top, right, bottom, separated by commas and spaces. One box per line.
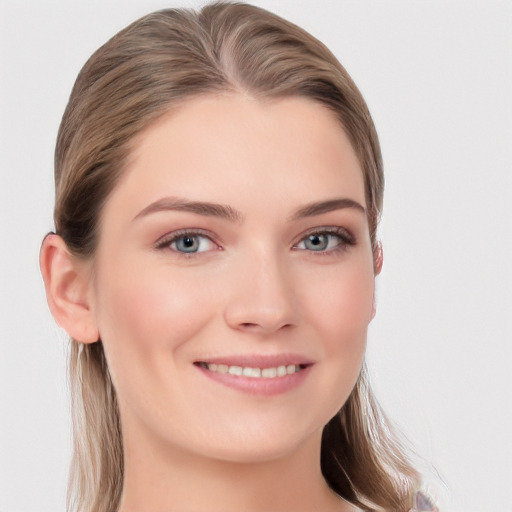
301, 258, 374, 367
91, 258, 216, 385
289, 258, 375, 426
97, 256, 214, 334
309, 260, 374, 331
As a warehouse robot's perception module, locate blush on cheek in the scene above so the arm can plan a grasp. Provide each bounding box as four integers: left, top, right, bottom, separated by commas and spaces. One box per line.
313, 270, 374, 364
96, 274, 214, 404
319, 277, 374, 325
115, 277, 213, 351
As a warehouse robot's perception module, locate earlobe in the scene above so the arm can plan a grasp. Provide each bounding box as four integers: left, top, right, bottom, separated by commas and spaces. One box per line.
39, 233, 99, 344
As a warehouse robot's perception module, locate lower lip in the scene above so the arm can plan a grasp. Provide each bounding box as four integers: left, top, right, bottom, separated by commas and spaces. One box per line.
195, 365, 312, 396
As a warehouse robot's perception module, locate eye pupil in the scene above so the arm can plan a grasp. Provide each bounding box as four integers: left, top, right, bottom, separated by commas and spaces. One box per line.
306, 234, 328, 251
177, 235, 199, 252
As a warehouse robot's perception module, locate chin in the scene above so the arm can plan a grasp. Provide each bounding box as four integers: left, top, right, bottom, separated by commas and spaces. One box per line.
179, 413, 327, 466
200, 436, 315, 465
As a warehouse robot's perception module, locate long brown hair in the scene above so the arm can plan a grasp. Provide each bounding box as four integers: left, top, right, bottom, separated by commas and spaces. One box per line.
53, 3, 420, 511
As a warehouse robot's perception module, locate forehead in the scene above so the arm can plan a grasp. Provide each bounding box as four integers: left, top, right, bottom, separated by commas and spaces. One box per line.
105, 94, 366, 223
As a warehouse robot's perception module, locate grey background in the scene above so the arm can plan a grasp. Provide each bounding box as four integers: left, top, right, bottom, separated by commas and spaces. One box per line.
1, 1, 511, 511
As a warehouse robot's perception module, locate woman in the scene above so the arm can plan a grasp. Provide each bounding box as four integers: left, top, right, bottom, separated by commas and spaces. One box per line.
40, 2, 437, 511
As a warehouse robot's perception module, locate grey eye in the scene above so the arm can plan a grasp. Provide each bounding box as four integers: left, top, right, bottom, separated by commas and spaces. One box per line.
174, 235, 201, 253
296, 231, 349, 252
303, 234, 330, 251
156, 230, 217, 255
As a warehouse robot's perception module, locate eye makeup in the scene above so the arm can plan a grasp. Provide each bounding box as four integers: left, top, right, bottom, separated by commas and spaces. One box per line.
154, 224, 356, 259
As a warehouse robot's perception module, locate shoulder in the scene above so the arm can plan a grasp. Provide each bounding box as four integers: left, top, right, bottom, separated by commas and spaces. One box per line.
337, 490, 438, 512
410, 490, 439, 512
346, 490, 439, 512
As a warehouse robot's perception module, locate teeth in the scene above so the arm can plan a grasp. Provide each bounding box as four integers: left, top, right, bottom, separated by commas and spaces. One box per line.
228, 366, 243, 376
243, 367, 261, 378
201, 363, 302, 378
277, 365, 287, 377
261, 367, 277, 378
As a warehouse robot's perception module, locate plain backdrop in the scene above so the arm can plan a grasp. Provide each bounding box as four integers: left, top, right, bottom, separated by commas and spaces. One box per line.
1, 1, 511, 511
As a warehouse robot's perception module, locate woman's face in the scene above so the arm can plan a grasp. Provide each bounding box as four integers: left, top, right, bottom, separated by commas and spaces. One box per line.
88, 94, 376, 462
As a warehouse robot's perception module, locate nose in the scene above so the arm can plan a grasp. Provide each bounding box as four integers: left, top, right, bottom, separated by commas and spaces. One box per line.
223, 249, 298, 335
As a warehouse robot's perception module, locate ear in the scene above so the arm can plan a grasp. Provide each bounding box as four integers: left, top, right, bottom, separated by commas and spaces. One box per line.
370, 241, 383, 321
39, 233, 99, 344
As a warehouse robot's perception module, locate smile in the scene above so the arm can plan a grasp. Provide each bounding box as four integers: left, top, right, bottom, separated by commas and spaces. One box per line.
194, 359, 313, 396
195, 362, 306, 378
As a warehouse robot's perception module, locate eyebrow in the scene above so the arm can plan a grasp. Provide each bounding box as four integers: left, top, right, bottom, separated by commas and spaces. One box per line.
133, 197, 243, 223
289, 198, 366, 220
133, 196, 365, 223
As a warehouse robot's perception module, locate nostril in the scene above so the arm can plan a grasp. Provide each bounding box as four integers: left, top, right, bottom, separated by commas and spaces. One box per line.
236, 322, 295, 336
239, 322, 260, 330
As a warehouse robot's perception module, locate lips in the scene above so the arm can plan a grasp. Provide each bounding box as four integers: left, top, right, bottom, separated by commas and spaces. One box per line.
194, 353, 314, 368
194, 361, 307, 378
193, 354, 314, 395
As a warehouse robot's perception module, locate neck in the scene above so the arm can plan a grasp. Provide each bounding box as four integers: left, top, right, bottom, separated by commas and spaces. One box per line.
117, 423, 351, 512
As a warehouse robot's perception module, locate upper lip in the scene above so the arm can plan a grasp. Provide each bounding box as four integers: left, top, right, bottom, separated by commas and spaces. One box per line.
194, 353, 315, 368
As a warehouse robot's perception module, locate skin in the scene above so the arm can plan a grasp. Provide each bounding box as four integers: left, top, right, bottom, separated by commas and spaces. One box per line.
41, 94, 380, 512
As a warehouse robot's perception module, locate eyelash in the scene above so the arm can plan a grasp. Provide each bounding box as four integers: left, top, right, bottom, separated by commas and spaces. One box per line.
293, 226, 355, 255
154, 228, 220, 258
154, 226, 356, 258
